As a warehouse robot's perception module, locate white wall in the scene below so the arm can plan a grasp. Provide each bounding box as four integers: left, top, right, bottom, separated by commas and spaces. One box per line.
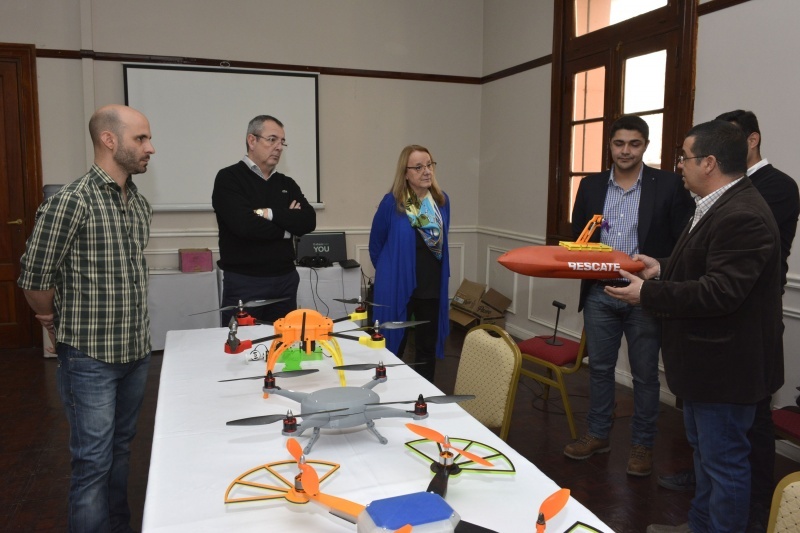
694, 0, 800, 408
0, 0, 483, 282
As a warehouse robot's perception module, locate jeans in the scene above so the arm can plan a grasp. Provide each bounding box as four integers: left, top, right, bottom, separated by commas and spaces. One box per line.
684, 400, 756, 533
57, 344, 150, 533
220, 269, 300, 325
583, 285, 661, 447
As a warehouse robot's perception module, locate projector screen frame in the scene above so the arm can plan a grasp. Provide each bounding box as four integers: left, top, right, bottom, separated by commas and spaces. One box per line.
123, 64, 320, 211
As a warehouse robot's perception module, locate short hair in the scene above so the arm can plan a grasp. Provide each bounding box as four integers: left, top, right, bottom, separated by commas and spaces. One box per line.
685, 120, 748, 177
390, 145, 446, 211
245, 115, 284, 151
88, 107, 122, 147
715, 109, 761, 149
609, 115, 649, 141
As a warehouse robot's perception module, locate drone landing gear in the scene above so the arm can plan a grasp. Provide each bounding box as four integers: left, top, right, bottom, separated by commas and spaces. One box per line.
301, 420, 389, 455
304, 428, 322, 455
366, 420, 389, 445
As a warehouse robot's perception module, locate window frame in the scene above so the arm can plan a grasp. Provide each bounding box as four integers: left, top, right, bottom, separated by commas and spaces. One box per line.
546, 0, 697, 242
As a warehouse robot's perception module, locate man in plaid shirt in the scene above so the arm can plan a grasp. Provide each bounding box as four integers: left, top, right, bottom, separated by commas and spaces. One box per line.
18, 104, 155, 533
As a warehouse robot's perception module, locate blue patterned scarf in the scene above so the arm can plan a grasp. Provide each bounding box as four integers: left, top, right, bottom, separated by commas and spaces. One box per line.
405, 190, 443, 260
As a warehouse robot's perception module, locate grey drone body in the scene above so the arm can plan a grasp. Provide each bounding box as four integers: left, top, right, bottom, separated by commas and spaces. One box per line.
266, 376, 428, 454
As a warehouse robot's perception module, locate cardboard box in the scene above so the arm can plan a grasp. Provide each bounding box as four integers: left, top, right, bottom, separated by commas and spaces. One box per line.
449, 278, 512, 329
179, 248, 213, 273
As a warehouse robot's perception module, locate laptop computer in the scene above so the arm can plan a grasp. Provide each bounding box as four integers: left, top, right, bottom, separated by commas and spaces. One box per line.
296, 232, 356, 267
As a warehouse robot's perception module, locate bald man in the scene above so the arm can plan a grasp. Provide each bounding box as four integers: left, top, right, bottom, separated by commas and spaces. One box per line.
18, 104, 155, 532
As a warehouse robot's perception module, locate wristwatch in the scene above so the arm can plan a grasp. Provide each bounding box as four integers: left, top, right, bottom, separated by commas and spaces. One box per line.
255, 208, 264, 217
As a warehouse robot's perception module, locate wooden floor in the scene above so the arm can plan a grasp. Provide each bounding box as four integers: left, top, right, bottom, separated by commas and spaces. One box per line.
1, 328, 798, 532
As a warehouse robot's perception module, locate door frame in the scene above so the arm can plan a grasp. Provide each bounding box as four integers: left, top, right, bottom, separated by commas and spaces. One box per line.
1, 43, 44, 348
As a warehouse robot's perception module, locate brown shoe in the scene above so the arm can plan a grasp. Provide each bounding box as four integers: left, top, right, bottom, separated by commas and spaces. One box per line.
627, 444, 653, 476
563, 434, 611, 460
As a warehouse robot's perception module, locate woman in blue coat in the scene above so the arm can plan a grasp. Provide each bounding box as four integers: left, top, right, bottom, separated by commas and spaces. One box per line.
369, 145, 450, 383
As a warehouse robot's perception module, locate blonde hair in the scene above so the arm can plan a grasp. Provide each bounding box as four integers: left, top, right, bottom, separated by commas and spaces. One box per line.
390, 145, 446, 211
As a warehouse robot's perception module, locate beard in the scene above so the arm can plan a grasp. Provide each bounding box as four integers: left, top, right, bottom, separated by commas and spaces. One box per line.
114, 143, 148, 175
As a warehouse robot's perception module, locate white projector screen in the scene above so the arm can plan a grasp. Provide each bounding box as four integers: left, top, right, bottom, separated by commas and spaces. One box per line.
124, 65, 319, 210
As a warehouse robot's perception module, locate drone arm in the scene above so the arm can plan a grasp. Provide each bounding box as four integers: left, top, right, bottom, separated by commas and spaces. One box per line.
308, 493, 365, 522
426, 468, 449, 498
268, 388, 308, 404
252, 333, 281, 344
329, 332, 362, 342
361, 377, 387, 390
365, 406, 427, 420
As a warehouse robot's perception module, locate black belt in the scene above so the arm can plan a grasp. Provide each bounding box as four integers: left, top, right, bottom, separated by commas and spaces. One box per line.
595, 279, 630, 288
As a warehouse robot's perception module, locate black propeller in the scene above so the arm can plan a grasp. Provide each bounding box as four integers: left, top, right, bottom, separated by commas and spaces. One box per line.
333, 298, 387, 307
366, 394, 475, 406
189, 297, 289, 316
332, 362, 423, 371
335, 320, 429, 334
226, 408, 348, 426
218, 369, 319, 382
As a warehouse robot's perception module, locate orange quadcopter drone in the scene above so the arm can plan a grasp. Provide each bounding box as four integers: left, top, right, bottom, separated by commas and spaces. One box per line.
224, 427, 569, 533
194, 297, 425, 389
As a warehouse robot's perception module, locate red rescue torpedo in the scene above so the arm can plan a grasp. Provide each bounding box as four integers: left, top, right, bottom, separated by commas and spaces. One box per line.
497, 215, 645, 279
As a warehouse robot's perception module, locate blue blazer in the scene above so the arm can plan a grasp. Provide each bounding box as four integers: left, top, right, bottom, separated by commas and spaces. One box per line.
369, 192, 451, 359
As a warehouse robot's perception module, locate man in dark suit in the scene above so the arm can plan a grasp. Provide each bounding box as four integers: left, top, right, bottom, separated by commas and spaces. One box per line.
607, 120, 784, 533
564, 115, 693, 477
657, 110, 799, 532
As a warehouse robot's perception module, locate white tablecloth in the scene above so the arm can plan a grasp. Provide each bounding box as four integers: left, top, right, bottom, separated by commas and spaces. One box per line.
142, 324, 610, 533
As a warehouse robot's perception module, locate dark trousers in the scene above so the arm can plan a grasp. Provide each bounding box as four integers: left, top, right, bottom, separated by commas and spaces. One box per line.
747, 396, 775, 527
220, 269, 299, 325
397, 297, 440, 384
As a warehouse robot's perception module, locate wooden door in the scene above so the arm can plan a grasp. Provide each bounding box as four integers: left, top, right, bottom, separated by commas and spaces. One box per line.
0, 44, 43, 349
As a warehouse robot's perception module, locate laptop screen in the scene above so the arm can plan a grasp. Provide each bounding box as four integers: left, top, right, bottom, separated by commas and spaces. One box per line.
296, 232, 347, 264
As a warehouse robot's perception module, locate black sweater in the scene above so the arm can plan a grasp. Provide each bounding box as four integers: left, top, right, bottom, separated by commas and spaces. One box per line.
212, 161, 316, 277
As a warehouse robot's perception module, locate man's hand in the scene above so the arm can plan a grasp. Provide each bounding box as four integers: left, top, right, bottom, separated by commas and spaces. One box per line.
604, 269, 643, 305
35, 313, 57, 354
289, 200, 301, 210
631, 254, 661, 280
23, 289, 57, 354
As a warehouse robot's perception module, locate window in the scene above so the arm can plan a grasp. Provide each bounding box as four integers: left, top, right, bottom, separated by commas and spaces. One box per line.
546, 0, 696, 241
575, 0, 669, 37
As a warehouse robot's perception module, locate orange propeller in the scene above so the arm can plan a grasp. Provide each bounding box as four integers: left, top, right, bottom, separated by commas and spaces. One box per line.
287, 437, 303, 462
285, 438, 366, 520
536, 488, 570, 533
394, 525, 413, 533
405, 423, 493, 467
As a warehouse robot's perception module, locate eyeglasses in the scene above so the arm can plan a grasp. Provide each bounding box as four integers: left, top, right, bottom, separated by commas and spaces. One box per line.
676, 154, 707, 164
252, 134, 288, 148
406, 162, 437, 173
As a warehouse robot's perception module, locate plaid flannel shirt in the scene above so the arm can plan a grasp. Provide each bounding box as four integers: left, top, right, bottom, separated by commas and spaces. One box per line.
18, 164, 153, 363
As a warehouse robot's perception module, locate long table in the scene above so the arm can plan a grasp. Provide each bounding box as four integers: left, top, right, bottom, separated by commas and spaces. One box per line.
142, 324, 610, 532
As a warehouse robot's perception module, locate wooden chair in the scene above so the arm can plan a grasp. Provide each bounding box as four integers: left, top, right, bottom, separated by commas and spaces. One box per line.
767, 470, 800, 533
516, 329, 587, 439
453, 324, 522, 441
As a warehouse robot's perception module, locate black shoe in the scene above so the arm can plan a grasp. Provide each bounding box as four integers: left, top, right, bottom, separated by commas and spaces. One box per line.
746, 504, 769, 533
657, 468, 696, 491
